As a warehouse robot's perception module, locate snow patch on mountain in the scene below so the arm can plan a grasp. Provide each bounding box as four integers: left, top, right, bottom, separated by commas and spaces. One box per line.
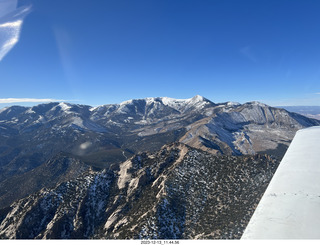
25, 108, 36, 114
58, 102, 72, 113
116, 95, 212, 115
227, 102, 241, 107
70, 116, 85, 129
162, 95, 212, 111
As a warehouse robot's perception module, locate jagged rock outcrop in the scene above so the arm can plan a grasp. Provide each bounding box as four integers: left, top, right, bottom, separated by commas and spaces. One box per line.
0, 96, 319, 209
0, 144, 279, 239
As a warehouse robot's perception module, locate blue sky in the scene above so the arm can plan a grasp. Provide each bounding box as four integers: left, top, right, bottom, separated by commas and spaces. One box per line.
1, 0, 320, 108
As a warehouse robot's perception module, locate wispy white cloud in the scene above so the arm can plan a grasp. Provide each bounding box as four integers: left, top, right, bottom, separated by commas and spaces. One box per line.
0, 98, 67, 104
0, 1, 31, 62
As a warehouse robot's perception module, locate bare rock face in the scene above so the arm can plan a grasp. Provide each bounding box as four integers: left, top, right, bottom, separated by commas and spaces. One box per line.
0, 96, 319, 238
0, 143, 279, 239
179, 102, 304, 156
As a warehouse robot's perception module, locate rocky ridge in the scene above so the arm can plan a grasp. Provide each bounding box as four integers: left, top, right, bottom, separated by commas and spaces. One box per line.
0, 95, 319, 209
0, 143, 279, 239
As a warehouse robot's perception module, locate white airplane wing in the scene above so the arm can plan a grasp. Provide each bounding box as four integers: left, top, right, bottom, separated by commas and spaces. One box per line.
242, 126, 320, 239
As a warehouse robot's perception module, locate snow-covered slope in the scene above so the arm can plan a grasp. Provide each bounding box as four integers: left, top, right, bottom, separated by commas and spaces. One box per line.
180, 102, 319, 156
0, 96, 319, 210
90, 95, 214, 124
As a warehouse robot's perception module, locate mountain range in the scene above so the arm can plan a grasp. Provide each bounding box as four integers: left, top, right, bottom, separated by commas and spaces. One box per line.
0, 95, 319, 239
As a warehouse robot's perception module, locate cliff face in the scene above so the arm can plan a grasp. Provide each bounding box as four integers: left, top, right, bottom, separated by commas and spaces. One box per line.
1, 97, 319, 209
0, 143, 279, 239
1, 97, 317, 239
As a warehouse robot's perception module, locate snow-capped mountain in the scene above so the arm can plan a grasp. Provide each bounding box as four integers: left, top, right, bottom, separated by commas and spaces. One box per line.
0, 95, 319, 209
89, 95, 213, 126
180, 101, 318, 156
0, 143, 279, 239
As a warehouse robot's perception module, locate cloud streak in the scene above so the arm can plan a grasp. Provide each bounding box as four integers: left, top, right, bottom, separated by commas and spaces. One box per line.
0, 1, 31, 62
0, 98, 68, 104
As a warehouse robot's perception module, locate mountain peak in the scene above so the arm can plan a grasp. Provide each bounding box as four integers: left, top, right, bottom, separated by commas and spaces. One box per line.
57, 102, 72, 112
246, 101, 268, 107
117, 95, 213, 112
190, 95, 206, 102
226, 101, 241, 107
